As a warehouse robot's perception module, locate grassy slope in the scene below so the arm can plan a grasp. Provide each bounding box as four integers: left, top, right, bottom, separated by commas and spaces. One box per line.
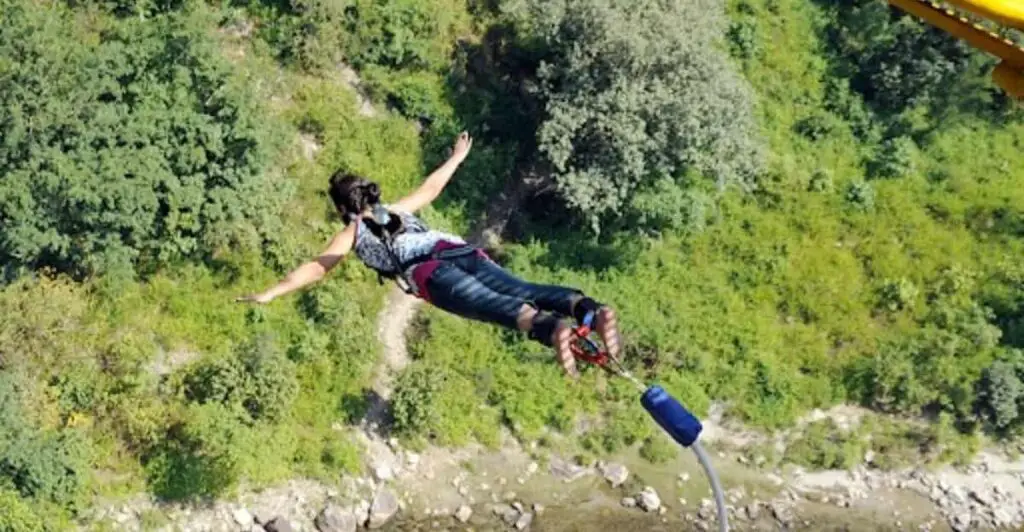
2, 0, 1023, 527
405, 0, 1024, 462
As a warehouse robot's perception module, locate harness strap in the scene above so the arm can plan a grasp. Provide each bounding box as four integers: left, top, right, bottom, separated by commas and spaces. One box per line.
376, 244, 478, 293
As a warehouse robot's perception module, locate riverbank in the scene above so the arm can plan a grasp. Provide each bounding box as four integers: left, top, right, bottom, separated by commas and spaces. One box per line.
82, 408, 1024, 532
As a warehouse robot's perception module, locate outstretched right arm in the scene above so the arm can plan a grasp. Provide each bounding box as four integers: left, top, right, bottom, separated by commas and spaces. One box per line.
237, 223, 356, 304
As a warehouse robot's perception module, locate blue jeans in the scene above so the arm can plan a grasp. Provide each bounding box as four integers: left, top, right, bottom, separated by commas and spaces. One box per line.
424, 252, 581, 336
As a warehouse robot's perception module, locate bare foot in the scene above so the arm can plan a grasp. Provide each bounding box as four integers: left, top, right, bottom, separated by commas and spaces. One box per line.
552, 320, 578, 378
594, 306, 622, 361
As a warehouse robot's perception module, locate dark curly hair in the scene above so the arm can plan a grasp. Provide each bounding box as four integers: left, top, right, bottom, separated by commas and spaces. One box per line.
327, 171, 405, 237
328, 172, 381, 221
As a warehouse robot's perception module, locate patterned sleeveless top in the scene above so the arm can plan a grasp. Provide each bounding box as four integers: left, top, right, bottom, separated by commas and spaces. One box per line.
352, 206, 465, 282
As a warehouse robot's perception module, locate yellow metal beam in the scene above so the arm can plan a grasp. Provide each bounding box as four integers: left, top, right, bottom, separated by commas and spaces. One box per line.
945, 0, 1024, 30
993, 60, 1024, 97
888, 0, 1024, 68
888, 0, 1024, 99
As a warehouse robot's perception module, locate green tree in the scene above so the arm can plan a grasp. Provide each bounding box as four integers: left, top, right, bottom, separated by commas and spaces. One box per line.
976, 355, 1024, 433
0, 2, 290, 281
502, 0, 764, 231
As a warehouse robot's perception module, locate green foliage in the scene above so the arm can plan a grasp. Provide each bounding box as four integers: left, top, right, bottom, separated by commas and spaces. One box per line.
638, 434, 678, 465
182, 336, 298, 424
503, 0, 764, 230
807, 169, 833, 192
0, 2, 290, 281
869, 136, 917, 180
976, 353, 1024, 434
246, 0, 349, 72
343, 0, 469, 71
727, 1, 761, 61
784, 419, 863, 470
0, 375, 90, 512
820, 0, 982, 117
844, 181, 875, 210
246, 0, 469, 73
0, 275, 91, 376
0, 488, 44, 532
145, 403, 248, 501
876, 278, 919, 312
391, 364, 446, 438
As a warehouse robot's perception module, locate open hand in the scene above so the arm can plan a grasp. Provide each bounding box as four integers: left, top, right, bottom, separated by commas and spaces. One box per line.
235, 292, 274, 305
452, 131, 473, 159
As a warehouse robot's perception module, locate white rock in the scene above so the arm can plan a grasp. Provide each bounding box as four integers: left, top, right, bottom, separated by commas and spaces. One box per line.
638, 487, 661, 512
514, 512, 533, 530
232, 508, 254, 527
601, 463, 629, 488
455, 505, 472, 523
373, 464, 393, 481
527, 462, 539, 475
367, 489, 399, 529
621, 497, 637, 508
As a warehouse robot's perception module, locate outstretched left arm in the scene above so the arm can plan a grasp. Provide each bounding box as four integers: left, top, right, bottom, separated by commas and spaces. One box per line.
392, 132, 472, 214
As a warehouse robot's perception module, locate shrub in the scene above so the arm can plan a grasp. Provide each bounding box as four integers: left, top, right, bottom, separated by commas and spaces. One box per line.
638, 434, 678, 465
145, 403, 247, 501
844, 181, 875, 210
877, 278, 919, 312
245, 0, 349, 72
0, 3, 290, 280
822, 0, 978, 116
0, 375, 89, 511
181, 336, 298, 424
0, 488, 43, 532
976, 356, 1024, 433
783, 419, 863, 471
503, 0, 764, 231
343, 0, 468, 71
869, 136, 917, 179
391, 364, 446, 438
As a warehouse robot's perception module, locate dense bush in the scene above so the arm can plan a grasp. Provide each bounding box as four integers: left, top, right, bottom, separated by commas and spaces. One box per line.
391, 364, 446, 438
145, 403, 249, 500
182, 336, 298, 424
240, 0, 348, 72
245, 0, 469, 73
821, 0, 994, 119
0, 375, 89, 511
343, 0, 469, 71
0, 2, 290, 281
0, 488, 43, 532
976, 353, 1024, 434
502, 0, 765, 231
0, 276, 90, 376
783, 419, 863, 470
